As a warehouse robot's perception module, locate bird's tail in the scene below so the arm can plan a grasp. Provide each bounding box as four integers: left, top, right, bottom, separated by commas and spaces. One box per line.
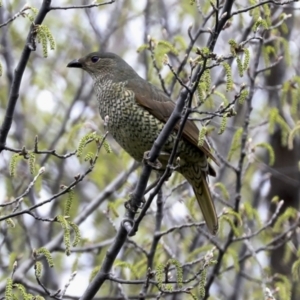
181, 164, 218, 234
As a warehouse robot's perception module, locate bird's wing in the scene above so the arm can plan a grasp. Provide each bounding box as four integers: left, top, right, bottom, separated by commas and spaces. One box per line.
127, 80, 219, 166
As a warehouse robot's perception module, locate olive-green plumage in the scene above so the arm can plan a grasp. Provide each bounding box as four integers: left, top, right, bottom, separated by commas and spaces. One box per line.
67, 52, 218, 234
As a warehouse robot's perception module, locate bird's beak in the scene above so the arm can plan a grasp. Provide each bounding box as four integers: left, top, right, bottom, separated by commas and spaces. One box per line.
67, 59, 83, 68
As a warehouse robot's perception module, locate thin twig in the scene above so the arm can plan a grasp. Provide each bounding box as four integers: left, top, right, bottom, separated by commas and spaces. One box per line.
0, 5, 30, 29
49, 1, 115, 11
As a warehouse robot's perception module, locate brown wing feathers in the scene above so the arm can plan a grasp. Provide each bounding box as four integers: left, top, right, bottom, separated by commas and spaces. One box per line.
127, 80, 218, 166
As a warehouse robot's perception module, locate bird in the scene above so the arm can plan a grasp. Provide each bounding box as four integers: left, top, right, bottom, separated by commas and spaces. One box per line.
67, 52, 218, 234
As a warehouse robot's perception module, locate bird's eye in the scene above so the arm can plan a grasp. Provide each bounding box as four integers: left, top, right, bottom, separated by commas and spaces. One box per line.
91, 56, 99, 63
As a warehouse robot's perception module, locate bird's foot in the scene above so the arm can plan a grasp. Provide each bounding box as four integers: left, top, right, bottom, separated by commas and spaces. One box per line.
143, 151, 162, 170
124, 193, 145, 212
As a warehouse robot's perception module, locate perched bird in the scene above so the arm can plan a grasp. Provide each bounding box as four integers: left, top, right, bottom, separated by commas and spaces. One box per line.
67, 52, 218, 234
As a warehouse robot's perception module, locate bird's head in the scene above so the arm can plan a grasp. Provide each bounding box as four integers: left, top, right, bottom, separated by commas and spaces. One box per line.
67, 52, 137, 81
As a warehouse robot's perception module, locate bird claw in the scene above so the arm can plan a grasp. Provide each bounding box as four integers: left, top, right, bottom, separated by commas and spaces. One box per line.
124, 193, 145, 212
143, 151, 162, 170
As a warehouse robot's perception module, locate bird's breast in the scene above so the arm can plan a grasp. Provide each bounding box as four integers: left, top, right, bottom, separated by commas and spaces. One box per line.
94, 80, 164, 161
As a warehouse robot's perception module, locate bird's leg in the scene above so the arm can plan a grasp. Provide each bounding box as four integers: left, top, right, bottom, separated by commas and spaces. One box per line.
124, 169, 166, 213
143, 150, 163, 170
124, 193, 146, 213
